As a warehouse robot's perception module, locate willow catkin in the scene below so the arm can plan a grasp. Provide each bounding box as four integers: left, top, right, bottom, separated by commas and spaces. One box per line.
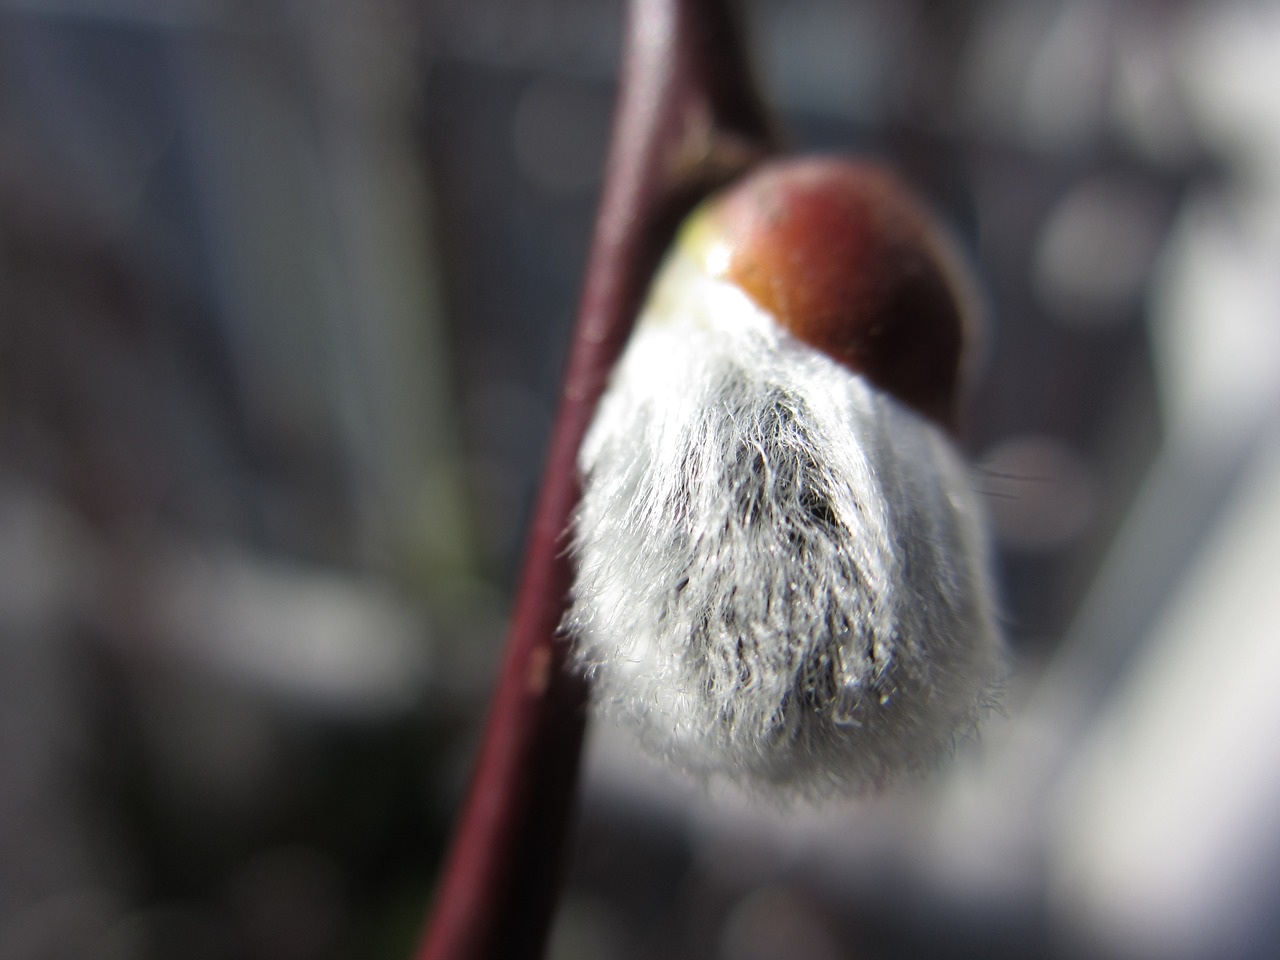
566, 159, 1003, 797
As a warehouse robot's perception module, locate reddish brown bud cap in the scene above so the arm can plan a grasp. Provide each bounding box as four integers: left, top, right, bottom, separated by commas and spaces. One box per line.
683, 157, 977, 429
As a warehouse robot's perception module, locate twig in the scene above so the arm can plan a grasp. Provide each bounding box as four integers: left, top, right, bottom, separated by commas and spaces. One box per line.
413, 1, 774, 958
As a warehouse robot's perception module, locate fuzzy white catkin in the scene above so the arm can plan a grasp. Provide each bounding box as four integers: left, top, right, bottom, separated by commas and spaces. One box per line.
566, 249, 1003, 797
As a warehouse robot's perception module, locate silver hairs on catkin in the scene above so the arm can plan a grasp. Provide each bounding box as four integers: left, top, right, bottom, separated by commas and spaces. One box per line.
566, 257, 1002, 797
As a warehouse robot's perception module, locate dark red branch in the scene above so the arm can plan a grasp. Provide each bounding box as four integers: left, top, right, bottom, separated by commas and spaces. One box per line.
413, 2, 774, 959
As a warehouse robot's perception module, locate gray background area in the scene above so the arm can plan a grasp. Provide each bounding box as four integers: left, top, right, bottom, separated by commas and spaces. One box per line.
1, 1, 1277, 958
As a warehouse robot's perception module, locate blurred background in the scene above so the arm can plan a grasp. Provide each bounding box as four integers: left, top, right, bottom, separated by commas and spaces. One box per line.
2, 0, 1279, 957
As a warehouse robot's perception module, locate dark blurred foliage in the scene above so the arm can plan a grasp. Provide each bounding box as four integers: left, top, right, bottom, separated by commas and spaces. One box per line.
2, 1, 1277, 959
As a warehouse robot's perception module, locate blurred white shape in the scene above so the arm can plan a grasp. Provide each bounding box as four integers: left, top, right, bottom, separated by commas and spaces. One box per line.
962, 1, 1051, 138
1150, 192, 1280, 450
978, 435, 1098, 552
1148, 0, 1280, 453
1152, 1, 1280, 463
582, 711, 959, 898
1020, 1, 1113, 152
1111, 15, 1195, 165
1033, 176, 1164, 326
1051, 432, 1280, 960
151, 542, 430, 716
1182, 0, 1280, 188
964, 0, 1112, 152
720, 885, 843, 960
